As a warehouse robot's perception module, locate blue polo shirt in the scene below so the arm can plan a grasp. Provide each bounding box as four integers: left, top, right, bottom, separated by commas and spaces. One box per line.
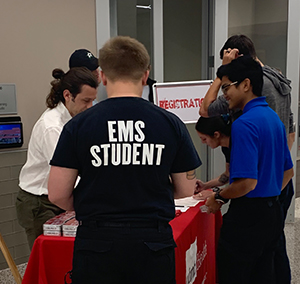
230, 97, 293, 198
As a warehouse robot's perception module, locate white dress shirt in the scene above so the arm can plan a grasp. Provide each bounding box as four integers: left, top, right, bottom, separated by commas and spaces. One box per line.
19, 102, 72, 195
141, 85, 150, 101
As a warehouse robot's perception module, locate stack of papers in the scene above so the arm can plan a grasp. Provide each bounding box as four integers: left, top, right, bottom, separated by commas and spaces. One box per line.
175, 196, 201, 212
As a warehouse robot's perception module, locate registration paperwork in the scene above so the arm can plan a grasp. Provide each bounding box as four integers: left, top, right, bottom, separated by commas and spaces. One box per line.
175, 196, 201, 212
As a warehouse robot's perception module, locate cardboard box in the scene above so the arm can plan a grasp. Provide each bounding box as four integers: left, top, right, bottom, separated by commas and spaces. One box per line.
62, 218, 79, 237
43, 211, 76, 236
43, 230, 61, 237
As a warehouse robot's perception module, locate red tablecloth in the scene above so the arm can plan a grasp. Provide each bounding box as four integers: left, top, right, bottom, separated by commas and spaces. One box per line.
23, 202, 222, 284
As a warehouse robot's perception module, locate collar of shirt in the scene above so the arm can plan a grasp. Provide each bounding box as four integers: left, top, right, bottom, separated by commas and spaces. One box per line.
56, 101, 72, 124
243, 96, 268, 114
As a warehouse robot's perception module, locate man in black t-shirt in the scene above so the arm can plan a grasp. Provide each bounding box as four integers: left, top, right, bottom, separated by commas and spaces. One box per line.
48, 36, 201, 284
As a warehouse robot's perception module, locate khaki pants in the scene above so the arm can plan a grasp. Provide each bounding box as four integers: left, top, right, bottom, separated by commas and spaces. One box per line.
15, 189, 64, 250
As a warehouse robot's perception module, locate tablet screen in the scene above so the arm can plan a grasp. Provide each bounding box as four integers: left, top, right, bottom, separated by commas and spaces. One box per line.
0, 122, 23, 148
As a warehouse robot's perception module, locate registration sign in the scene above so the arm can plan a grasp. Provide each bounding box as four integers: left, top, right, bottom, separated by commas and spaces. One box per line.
153, 80, 212, 123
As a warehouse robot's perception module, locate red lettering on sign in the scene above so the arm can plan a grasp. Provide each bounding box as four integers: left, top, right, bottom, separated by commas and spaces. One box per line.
159, 98, 203, 109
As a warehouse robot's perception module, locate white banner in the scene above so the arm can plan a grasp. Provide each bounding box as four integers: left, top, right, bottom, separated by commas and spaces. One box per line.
186, 238, 197, 284
153, 80, 212, 123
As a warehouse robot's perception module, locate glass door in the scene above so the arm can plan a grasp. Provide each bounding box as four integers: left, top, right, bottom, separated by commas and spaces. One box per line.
108, 0, 212, 181
162, 0, 213, 181
110, 0, 154, 78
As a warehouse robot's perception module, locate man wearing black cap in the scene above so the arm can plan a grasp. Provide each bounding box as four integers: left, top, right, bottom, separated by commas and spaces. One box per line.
69, 49, 101, 84
69, 49, 109, 102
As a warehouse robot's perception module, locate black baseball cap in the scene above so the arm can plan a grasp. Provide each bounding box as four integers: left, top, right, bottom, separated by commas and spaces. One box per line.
69, 49, 99, 71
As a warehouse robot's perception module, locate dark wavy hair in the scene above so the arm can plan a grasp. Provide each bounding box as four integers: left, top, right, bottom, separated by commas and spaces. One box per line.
219, 34, 257, 60
195, 115, 231, 137
46, 67, 98, 109
217, 56, 263, 97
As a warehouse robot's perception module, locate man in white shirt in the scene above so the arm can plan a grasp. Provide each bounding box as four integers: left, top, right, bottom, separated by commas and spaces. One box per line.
16, 67, 98, 249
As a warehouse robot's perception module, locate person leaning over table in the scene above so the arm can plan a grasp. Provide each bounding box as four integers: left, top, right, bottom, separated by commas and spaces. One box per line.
16, 67, 98, 250
193, 115, 231, 200
204, 56, 293, 284
69, 48, 109, 104
48, 35, 201, 284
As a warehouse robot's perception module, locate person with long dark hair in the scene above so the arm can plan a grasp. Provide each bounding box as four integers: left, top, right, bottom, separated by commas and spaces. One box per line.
194, 115, 231, 200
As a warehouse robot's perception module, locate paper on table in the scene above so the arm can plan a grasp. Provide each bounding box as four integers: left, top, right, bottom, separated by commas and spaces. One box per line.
175, 206, 189, 213
175, 196, 201, 207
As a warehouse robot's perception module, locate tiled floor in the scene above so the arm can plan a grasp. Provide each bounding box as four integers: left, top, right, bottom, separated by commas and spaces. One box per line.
1, 198, 300, 283
0, 263, 26, 284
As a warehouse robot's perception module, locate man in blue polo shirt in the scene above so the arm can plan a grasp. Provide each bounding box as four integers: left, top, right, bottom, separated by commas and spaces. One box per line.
205, 56, 294, 284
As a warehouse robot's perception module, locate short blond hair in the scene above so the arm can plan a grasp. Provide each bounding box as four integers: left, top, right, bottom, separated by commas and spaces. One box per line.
99, 36, 150, 82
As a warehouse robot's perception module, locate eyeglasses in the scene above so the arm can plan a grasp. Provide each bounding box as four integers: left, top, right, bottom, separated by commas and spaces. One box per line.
221, 81, 238, 95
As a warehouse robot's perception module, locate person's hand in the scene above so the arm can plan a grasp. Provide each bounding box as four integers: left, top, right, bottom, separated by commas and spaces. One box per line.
205, 193, 222, 214
193, 189, 213, 200
222, 48, 241, 65
194, 179, 206, 194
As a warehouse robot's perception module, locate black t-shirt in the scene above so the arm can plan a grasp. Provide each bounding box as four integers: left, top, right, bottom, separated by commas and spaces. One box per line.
51, 97, 201, 222
221, 147, 230, 163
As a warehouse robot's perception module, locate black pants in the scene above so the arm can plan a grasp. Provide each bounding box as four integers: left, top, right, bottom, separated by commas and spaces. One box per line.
217, 196, 283, 284
274, 179, 294, 284
71, 221, 176, 284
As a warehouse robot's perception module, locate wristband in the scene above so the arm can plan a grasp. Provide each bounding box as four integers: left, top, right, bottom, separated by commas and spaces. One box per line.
212, 187, 221, 193
214, 191, 229, 204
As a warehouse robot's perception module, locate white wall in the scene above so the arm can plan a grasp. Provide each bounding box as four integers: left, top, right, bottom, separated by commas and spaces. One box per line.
0, 0, 97, 147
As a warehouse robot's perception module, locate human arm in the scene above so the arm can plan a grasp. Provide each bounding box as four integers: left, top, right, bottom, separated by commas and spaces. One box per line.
196, 163, 229, 191
193, 163, 229, 200
205, 178, 257, 213
199, 78, 222, 117
206, 166, 294, 214
288, 112, 295, 151
288, 132, 295, 151
171, 169, 197, 199
285, 113, 294, 178
199, 48, 240, 117
282, 168, 294, 190
222, 48, 240, 65
193, 188, 214, 200
48, 166, 78, 211
47, 121, 81, 211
